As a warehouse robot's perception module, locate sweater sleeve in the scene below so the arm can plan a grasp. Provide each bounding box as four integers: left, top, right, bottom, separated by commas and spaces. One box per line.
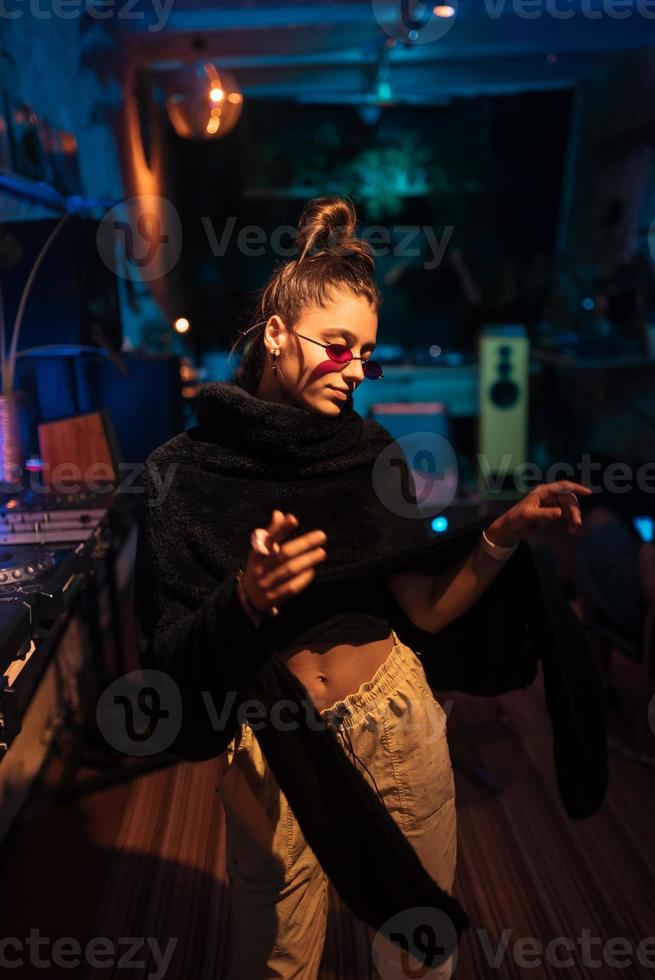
133, 462, 276, 761
381, 525, 608, 818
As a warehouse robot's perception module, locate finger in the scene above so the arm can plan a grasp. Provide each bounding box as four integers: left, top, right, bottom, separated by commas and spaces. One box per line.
251, 527, 275, 556
538, 507, 562, 520
539, 487, 578, 512
544, 481, 593, 495
247, 512, 288, 571
556, 492, 582, 527
278, 528, 327, 560
260, 545, 327, 590
265, 511, 298, 554
268, 509, 289, 555
273, 511, 299, 542
271, 567, 317, 603
552, 490, 578, 514
542, 489, 582, 529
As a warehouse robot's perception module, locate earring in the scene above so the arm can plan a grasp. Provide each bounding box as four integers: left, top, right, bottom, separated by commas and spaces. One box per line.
271, 349, 279, 372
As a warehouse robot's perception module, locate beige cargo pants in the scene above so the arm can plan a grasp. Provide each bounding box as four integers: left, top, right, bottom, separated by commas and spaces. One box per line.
218, 629, 458, 979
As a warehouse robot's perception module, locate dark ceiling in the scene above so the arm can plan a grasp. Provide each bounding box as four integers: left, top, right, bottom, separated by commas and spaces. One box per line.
123, 0, 655, 103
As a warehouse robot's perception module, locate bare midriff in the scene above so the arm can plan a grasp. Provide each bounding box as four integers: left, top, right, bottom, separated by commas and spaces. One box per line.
274, 612, 395, 712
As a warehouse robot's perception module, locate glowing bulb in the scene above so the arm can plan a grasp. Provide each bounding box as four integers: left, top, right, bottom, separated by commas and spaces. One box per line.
174, 317, 190, 334
431, 516, 449, 533
433, 4, 456, 16
166, 63, 243, 140
206, 117, 221, 134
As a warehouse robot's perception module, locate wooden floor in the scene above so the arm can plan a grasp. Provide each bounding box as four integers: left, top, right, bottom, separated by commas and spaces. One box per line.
1, 617, 654, 978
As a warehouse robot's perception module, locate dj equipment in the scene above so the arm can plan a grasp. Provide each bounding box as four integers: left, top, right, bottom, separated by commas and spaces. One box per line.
0, 484, 157, 843
0, 477, 182, 834
0, 489, 108, 759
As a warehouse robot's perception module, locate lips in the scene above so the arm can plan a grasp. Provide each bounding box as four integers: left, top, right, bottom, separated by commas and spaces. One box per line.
327, 386, 350, 400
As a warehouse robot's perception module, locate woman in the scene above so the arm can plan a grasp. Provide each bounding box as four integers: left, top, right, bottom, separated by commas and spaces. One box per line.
204, 196, 591, 979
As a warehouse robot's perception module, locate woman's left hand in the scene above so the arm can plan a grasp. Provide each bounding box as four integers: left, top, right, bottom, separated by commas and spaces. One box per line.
485, 480, 593, 548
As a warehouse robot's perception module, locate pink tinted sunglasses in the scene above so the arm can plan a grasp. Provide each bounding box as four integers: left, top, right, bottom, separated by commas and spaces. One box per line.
294, 332, 384, 380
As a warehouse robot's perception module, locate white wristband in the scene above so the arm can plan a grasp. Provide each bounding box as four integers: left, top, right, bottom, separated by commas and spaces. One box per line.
480, 528, 519, 561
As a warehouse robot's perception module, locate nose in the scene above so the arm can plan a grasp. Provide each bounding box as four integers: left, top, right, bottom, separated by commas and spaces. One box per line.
341, 359, 365, 388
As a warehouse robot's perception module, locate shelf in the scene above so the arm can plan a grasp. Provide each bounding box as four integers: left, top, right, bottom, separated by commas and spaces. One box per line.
0, 173, 118, 220
0, 173, 68, 216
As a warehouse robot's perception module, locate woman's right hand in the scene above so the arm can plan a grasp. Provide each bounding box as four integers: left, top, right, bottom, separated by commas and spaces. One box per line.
240, 510, 328, 617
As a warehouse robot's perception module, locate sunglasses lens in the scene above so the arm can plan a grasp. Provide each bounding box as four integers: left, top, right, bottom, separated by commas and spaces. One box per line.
325, 344, 352, 364
363, 361, 383, 380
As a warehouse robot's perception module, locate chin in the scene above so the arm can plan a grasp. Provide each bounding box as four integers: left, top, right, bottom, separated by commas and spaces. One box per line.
317, 398, 342, 417
305, 391, 343, 416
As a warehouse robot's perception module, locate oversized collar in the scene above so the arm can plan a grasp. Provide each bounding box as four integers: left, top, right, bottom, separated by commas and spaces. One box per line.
193, 380, 373, 476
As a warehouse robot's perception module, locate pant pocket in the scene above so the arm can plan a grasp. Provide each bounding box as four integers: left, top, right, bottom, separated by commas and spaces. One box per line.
380, 681, 455, 835
222, 727, 294, 888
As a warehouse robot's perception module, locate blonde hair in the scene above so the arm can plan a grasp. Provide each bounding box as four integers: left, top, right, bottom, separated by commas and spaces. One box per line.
229, 195, 381, 392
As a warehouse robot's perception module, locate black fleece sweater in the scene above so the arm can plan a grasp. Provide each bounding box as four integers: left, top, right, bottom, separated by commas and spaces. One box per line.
134, 379, 608, 963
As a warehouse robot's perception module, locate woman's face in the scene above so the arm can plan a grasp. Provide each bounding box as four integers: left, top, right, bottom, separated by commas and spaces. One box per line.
259, 289, 379, 417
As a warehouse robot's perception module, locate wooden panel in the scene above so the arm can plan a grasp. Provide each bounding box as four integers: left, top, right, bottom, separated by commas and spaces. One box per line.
38, 410, 118, 490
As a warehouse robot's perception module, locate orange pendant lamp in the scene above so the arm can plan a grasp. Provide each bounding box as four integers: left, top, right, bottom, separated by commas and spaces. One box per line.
166, 63, 244, 140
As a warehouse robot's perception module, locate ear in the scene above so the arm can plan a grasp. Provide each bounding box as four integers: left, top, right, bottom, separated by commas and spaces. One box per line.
263, 314, 288, 353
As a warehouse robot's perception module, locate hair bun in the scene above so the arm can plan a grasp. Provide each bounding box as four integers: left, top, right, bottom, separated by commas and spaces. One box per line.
295, 195, 373, 269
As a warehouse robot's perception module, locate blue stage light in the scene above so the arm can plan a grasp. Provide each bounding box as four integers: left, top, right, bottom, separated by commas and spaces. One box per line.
431, 515, 449, 533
